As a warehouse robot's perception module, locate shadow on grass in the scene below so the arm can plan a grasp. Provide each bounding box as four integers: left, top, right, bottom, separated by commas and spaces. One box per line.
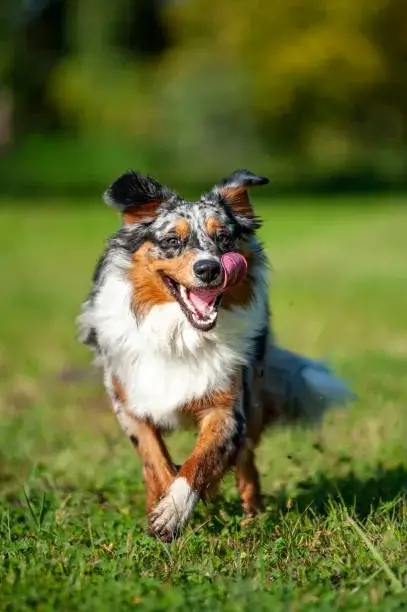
274, 464, 407, 518
205, 464, 407, 531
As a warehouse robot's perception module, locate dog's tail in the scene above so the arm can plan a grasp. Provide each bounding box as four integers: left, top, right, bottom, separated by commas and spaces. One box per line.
265, 345, 355, 424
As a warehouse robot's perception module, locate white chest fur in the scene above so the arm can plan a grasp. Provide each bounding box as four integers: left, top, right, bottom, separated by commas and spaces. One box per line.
120, 321, 244, 428
85, 267, 268, 428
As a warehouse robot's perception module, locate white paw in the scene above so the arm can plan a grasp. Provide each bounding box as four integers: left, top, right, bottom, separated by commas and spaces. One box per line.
149, 477, 199, 541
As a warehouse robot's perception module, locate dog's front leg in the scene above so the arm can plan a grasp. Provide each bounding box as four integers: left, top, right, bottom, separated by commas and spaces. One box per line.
149, 380, 245, 541
110, 375, 177, 514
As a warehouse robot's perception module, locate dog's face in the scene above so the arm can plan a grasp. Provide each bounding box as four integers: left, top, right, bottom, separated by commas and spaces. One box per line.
105, 170, 268, 331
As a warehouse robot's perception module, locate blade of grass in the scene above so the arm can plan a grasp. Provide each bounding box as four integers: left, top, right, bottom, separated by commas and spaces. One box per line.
23, 486, 39, 529
347, 515, 404, 594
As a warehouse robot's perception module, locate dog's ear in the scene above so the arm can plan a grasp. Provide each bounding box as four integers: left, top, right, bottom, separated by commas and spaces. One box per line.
104, 171, 173, 224
215, 169, 269, 232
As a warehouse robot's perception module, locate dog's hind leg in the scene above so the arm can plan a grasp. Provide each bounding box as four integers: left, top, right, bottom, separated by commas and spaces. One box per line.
110, 376, 177, 514
235, 400, 266, 519
235, 443, 263, 519
234, 366, 265, 520
235, 365, 284, 520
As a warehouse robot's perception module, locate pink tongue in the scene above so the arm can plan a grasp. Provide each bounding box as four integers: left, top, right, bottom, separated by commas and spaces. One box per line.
188, 252, 248, 314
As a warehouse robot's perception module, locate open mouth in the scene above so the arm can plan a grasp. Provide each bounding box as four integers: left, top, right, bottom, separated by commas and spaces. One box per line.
161, 252, 248, 332
162, 276, 222, 331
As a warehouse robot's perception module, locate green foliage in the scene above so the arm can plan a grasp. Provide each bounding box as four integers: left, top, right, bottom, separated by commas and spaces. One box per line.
165, 0, 384, 120
161, 0, 406, 181
49, 56, 155, 139
1, 198, 407, 609
3, 0, 407, 190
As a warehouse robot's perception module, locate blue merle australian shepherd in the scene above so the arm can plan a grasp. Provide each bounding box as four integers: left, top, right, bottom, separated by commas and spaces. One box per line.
78, 169, 352, 541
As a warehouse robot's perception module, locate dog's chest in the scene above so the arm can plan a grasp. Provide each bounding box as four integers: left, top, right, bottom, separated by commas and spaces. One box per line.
121, 349, 232, 428
103, 302, 248, 429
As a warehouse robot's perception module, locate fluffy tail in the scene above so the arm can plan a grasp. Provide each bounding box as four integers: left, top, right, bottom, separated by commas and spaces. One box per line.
266, 345, 355, 424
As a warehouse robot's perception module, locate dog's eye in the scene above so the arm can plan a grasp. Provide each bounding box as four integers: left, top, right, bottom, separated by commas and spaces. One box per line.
159, 235, 181, 249
217, 231, 234, 251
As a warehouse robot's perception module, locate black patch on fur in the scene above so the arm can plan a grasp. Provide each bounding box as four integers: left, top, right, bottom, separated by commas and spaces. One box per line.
242, 366, 251, 419
219, 169, 269, 189
105, 171, 175, 211
84, 327, 98, 349
218, 442, 228, 456
252, 326, 268, 364
130, 435, 139, 448
232, 405, 247, 453
117, 226, 150, 255
92, 250, 109, 285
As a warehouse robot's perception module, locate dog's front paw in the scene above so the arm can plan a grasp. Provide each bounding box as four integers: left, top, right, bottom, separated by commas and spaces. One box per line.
148, 477, 199, 542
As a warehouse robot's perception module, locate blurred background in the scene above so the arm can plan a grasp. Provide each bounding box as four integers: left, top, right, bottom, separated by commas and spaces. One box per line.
1, 0, 407, 194
1, 2, 407, 605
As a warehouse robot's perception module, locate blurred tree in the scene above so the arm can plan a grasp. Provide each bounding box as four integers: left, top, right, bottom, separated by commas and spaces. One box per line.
366, 0, 407, 177
163, 1, 383, 144
2, 0, 407, 190
3, 0, 168, 137
0, 2, 18, 146
48, 0, 169, 143
161, 0, 406, 183
5, 0, 66, 134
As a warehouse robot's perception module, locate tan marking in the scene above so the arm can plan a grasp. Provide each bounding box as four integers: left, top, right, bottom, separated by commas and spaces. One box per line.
129, 242, 196, 317
177, 378, 240, 494
112, 376, 177, 513
181, 382, 237, 421
205, 216, 222, 236
219, 186, 254, 219
235, 447, 263, 517
112, 376, 126, 404
123, 201, 160, 224
173, 218, 190, 239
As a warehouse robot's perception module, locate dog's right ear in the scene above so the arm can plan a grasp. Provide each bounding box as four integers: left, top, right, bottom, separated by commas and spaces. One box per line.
213, 169, 269, 233
104, 171, 173, 224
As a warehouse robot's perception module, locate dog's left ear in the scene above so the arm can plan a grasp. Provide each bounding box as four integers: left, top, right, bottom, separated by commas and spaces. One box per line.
215, 169, 269, 232
104, 171, 173, 224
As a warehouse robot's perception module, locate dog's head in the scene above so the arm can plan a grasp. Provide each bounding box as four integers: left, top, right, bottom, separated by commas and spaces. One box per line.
105, 169, 269, 331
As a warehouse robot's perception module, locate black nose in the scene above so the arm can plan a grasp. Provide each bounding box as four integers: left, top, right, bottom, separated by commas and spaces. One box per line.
193, 259, 221, 283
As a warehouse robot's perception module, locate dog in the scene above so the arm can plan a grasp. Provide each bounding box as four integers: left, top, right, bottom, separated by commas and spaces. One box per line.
78, 169, 353, 541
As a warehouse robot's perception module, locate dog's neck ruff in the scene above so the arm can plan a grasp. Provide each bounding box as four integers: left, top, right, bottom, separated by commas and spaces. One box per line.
80, 250, 268, 429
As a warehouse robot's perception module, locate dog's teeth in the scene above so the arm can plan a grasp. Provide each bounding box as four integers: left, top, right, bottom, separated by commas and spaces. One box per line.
176, 283, 219, 329
192, 310, 217, 324
180, 285, 199, 316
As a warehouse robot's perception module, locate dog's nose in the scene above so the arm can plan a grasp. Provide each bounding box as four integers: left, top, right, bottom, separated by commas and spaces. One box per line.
193, 259, 221, 283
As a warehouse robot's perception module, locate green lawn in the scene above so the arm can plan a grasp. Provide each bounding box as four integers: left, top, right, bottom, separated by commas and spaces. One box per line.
0, 196, 406, 611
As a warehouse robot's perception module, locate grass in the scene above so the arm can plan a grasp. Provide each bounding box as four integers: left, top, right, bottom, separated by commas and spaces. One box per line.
0, 195, 406, 611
